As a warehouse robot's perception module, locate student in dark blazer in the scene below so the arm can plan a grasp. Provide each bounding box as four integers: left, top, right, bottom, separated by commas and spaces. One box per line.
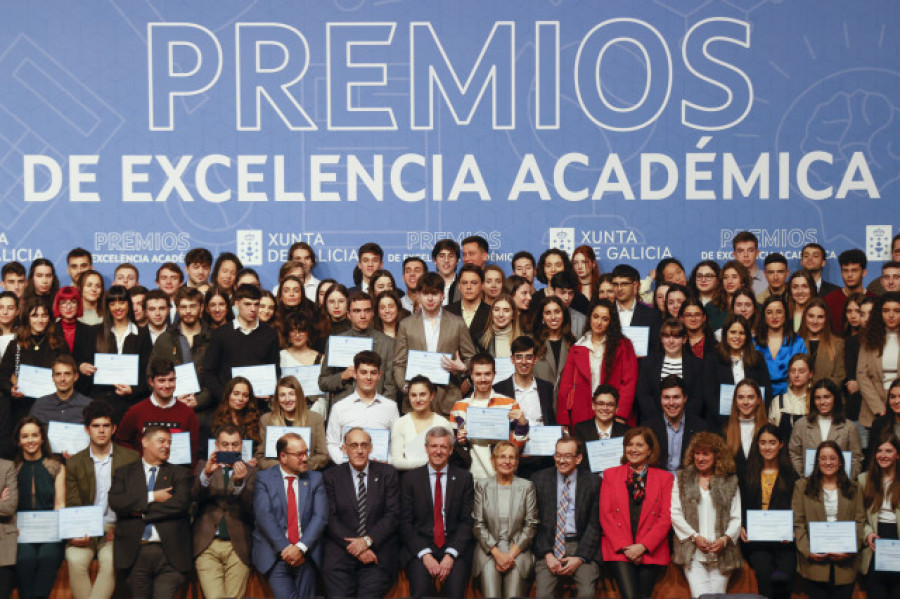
445, 264, 492, 346
636, 318, 713, 425
108, 425, 193, 598
572, 384, 630, 445
322, 427, 400, 599
644, 376, 709, 473
610, 264, 662, 352
400, 426, 475, 598
705, 314, 772, 421
531, 438, 601, 598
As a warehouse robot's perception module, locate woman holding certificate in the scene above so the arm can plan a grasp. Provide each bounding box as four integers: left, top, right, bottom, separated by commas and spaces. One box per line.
670, 432, 743, 598
599, 427, 673, 599
531, 297, 575, 388
789, 379, 864, 479
705, 315, 772, 419
0, 296, 69, 425
557, 299, 638, 428
857, 292, 900, 432
859, 431, 900, 598
738, 423, 798, 599
256, 376, 327, 471
472, 442, 538, 599
868, 381, 900, 469
389, 375, 451, 470
792, 441, 865, 599
53, 287, 97, 397
723, 378, 768, 476
14, 417, 65, 599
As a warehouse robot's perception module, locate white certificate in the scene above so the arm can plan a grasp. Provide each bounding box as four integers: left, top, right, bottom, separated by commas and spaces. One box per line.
173, 363, 200, 398
622, 326, 650, 358
875, 538, 900, 571
264, 426, 312, 458
16, 364, 56, 398
281, 365, 323, 396
206, 439, 253, 463
47, 421, 90, 455
168, 432, 192, 464
326, 336, 374, 368
17, 511, 59, 543
804, 449, 852, 477
586, 438, 624, 473
58, 506, 105, 539
343, 427, 390, 462
405, 350, 451, 385
465, 406, 511, 441
809, 521, 857, 554
93, 353, 139, 386
746, 509, 793, 542
524, 426, 563, 456
719, 384, 736, 416
231, 364, 277, 396
494, 359, 515, 383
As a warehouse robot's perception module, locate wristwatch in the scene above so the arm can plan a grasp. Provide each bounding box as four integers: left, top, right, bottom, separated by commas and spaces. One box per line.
364, 536, 373, 547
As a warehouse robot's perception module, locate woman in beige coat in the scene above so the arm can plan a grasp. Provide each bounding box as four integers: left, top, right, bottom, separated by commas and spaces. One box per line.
255, 376, 328, 470
858, 292, 900, 428
472, 442, 538, 599
789, 379, 863, 479
859, 431, 900, 598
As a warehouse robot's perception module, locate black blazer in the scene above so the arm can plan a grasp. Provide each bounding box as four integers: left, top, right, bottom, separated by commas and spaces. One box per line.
571, 419, 629, 444
531, 467, 601, 563
400, 464, 474, 563
636, 347, 713, 425
738, 464, 797, 527
323, 461, 400, 576
705, 349, 772, 408
446, 301, 491, 348
493, 376, 556, 426
108, 460, 193, 572
87, 324, 153, 413
646, 413, 709, 470
71, 321, 98, 395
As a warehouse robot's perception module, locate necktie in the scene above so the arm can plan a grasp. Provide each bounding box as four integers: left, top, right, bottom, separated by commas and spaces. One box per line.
142, 466, 157, 541
286, 476, 300, 545
356, 471, 368, 536
554, 476, 571, 558
433, 471, 445, 548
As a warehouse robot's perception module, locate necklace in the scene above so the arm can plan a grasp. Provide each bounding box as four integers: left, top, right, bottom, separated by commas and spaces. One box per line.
32, 334, 47, 351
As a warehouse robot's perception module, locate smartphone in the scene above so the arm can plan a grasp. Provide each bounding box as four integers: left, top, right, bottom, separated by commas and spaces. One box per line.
216, 451, 242, 466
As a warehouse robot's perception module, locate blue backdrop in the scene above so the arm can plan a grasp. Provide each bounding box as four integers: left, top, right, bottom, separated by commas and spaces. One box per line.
1, 0, 897, 286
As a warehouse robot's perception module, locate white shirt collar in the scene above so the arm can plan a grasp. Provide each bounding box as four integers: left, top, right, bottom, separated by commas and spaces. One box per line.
233, 318, 260, 335
149, 393, 176, 409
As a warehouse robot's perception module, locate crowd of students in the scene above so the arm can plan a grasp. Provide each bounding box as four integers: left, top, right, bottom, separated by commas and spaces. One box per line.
0, 230, 898, 599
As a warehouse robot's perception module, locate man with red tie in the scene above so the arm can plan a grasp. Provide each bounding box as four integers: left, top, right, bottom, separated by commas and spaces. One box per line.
252, 433, 327, 599
400, 426, 474, 598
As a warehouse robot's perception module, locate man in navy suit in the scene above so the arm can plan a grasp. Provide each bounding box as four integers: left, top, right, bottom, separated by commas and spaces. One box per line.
400, 426, 475, 598
322, 427, 399, 598
252, 433, 327, 599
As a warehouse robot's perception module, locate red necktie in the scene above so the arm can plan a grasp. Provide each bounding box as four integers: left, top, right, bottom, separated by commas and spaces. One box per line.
433, 471, 445, 548
286, 476, 300, 545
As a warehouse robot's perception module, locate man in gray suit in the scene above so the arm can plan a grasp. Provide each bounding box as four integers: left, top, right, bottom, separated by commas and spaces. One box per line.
319, 292, 397, 405
393, 272, 477, 415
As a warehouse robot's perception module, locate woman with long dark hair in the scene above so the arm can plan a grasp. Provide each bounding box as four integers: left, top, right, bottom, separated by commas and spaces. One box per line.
372, 290, 410, 339
203, 285, 233, 330
858, 292, 900, 431
739, 423, 797, 599
755, 294, 807, 397
706, 314, 772, 414
721, 261, 751, 313
869, 381, 900, 470
690, 260, 727, 331
572, 245, 600, 302
798, 298, 846, 387
789, 379, 863, 479
792, 441, 864, 599
21, 258, 60, 305
723, 378, 768, 474
557, 299, 638, 427
531, 296, 575, 387
211, 252, 242, 298
75, 269, 105, 326
860, 431, 900, 598
730, 288, 758, 330
679, 296, 716, 359
210, 377, 261, 450
787, 269, 817, 332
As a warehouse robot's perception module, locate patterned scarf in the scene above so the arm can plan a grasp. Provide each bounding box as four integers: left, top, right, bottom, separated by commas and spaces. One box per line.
627, 465, 648, 504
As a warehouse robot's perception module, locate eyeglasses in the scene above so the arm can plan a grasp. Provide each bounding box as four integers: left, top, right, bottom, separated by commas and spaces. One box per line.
282, 451, 309, 459
695, 273, 717, 280
553, 453, 577, 461
512, 353, 535, 362
592, 402, 616, 409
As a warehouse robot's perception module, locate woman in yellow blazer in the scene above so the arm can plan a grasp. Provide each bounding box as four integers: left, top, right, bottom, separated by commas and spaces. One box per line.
859, 431, 900, 598
793, 440, 865, 599
472, 442, 538, 599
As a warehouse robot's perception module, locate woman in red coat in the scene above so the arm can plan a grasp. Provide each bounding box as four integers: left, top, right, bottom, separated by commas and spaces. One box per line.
557, 299, 638, 427
600, 427, 673, 599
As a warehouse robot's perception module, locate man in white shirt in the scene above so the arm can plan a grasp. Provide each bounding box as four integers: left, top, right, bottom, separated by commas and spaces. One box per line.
144, 289, 170, 344
326, 351, 400, 464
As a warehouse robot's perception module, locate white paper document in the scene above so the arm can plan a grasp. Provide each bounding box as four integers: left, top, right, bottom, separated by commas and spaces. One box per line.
524, 426, 562, 456
404, 350, 451, 385
16, 364, 56, 398
93, 353, 139, 386
718, 384, 736, 416
465, 407, 511, 441
746, 509, 793, 542
280, 365, 323, 396
168, 432, 192, 464
875, 538, 900, 571
622, 326, 650, 358
47, 421, 90, 455
326, 336, 374, 368
173, 363, 201, 398
809, 521, 857, 554
493, 359, 515, 383
265, 426, 312, 458
586, 438, 624, 473
17, 511, 59, 544
231, 364, 277, 396
58, 506, 105, 539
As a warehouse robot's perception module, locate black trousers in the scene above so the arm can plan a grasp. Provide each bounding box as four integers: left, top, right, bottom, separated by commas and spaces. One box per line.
867, 522, 900, 599
406, 550, 472, 599
608, 561, 664, 599
123, 543, 185, 599
744, 542, 795, 599
323, 553, 394, 599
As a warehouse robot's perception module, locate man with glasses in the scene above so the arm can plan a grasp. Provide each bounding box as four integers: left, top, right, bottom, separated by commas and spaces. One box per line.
611, 264, 661, 349
319, 292, 397, 405
322, 427, 400, 598
572, 384, 629, 444
531, 437, 601, 598
252, 433, 327, 599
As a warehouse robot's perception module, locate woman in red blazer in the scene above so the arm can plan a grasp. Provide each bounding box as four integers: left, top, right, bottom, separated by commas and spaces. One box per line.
557, 299, 638, 427
600, 427, 674, 599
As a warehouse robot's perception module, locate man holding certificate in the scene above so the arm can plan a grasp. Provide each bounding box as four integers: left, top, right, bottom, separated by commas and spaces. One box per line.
202, 284, 280, 402
325, 351, 399, 465
451, 353, 529, 479
393, 272, 477, 416
29, 354, 92, 426
792, 441, 865, 599
319, 292, 397, 405
116, 358, 199, 466
65, 400, 139, 599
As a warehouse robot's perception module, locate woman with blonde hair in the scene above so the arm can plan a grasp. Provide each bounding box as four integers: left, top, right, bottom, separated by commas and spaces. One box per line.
798, 298, 846, 387
723, 378, 768, 473
480, 294, 522, 360
256, 375, 328, 470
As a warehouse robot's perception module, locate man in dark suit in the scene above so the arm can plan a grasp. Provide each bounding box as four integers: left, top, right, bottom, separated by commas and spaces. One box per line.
645, 375, 708, 472
322, 427, 400, 598
193, 424, 256, 599
252, 432, 327, 599
65, 400, 139, 599
445, 264, 491, 346
572, 384, 630, 444
611, 264, 661, 354
108, 425, 193, 598
532, 437, 601, 598
400, 426, 475, 598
